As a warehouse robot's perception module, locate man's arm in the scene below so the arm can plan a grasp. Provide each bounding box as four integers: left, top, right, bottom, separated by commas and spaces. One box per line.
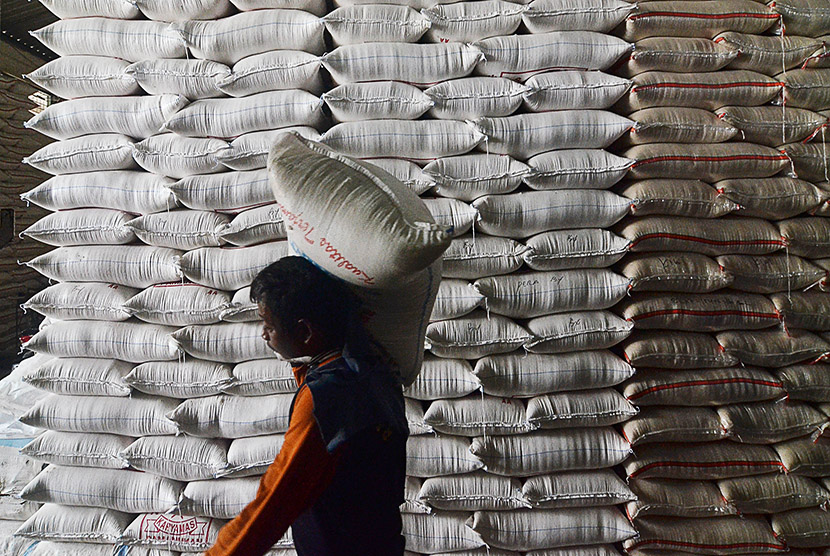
205, 385, 340, 556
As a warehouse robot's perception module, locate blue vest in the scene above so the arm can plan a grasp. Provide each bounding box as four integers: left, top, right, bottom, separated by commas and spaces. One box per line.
290, 347, 409, 556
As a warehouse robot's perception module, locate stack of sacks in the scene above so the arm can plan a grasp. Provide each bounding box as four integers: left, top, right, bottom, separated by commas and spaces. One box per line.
15, 0, 329, 552
316, 1, 642, 553
0, 73, 52, 357
609, 0, 830, 552
0, 353, 51, 556
0, 443, 43, 556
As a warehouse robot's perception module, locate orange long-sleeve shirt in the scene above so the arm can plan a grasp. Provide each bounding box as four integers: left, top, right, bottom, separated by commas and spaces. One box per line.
205, 364, 340, 556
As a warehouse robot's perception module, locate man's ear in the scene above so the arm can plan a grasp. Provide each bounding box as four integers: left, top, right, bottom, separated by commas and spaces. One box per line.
297, 318, 314, 345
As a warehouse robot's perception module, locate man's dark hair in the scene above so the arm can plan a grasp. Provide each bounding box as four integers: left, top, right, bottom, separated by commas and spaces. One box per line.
250, 256, 357, 346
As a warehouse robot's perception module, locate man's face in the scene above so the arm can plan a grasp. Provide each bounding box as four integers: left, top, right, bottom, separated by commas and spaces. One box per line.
258, 302, 306, 360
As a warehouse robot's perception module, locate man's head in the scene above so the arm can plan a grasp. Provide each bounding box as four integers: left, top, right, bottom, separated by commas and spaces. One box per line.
250, 256, 356, 360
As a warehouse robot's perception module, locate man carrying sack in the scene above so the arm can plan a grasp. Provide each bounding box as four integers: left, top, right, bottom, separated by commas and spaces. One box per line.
206, 133, 451, 555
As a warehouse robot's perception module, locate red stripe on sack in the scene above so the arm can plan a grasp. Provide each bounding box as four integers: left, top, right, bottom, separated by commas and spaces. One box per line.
629, 233, 786, 248
629, 460, 786, 478
635, 82, 784, 91
627, 378, 784, 401
630, 309, 781, 321
632, 154, 789, 167
632, 540, 786, 550
629, 11, 780, 20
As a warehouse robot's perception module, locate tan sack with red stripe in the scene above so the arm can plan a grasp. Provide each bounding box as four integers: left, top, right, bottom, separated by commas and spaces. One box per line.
617, 215, 785, 256
618, 70, 782, 112
622, 0, 778, 41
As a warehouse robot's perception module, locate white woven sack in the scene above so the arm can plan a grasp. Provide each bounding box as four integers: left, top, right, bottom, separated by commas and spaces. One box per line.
322, 42, 483, 86
269, 134, 448, 383
471, 427, 631, 476
418, 471, 526, 511
38, 0, 141, 18
474, 269, 631, 318
25, 95, 188, 141
442, 234, 529, 279
169, 169, 272, 212
220, 287, 258, 322
126, 211, 228, 250
21, 431, 132, 470
21, 465, 182, 514
424, 395, 534, 436
425, 77, 527, 120
225, 434, 284, 476
402, 476, 429, 514
122, 513, 225, 552
431, 279, 484, 321
22, 321, 179, 362
422, 198, 478, 238
125, 59, 229, 99
171, 321, 275, 363
180, 477, 259, 519
269, 133, 449, 287
522, 469, 635, 508
162, 90, 324, 139
169, 393, 294, 438
524, 149, 633, 190
321, 119, 484, 160
24, 134, 136, 175
426, 311, 534, 359
222, 359, 295, 396
22, 209, 134, 247
22, 357, 132, 397
216, 127, 321, 171
322, 82, 433, 122
522, 0, 635, 32
31, 19, 186, 61
23, 282, 134, 322
19, 393, 179, 436
523, 229, 631, 271
24, 56, 139, 99
470, 507, 636, 550
126, 360, 234, 398
523, 71, 632, 111
407, 398, 432, 436
23, 171, 177, 213
121, 436, 230, 481
526, 388, 638, 428
219, 205, 287, 247
475, 32, 631, 81
473, 350, 634, 397
422, 0, 525, 42
26, 245, 181, 288
472, 190, 631, 238
403, 512, 486, 553
367, 159, 436, 196
406, 435, 484, 477
219, 51, 323, 97
404, 356, 480, 401
173, 10, 326, 65
132, 134, 229, 178
474, 111, 633, 158
124, 283, 231, 326
324, 5, 430, 45
15, 504, 132, 544
178, 241, 289, 291
425, 154, 529, 201
133, 0, 233, 21
524, 311, 633, 353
